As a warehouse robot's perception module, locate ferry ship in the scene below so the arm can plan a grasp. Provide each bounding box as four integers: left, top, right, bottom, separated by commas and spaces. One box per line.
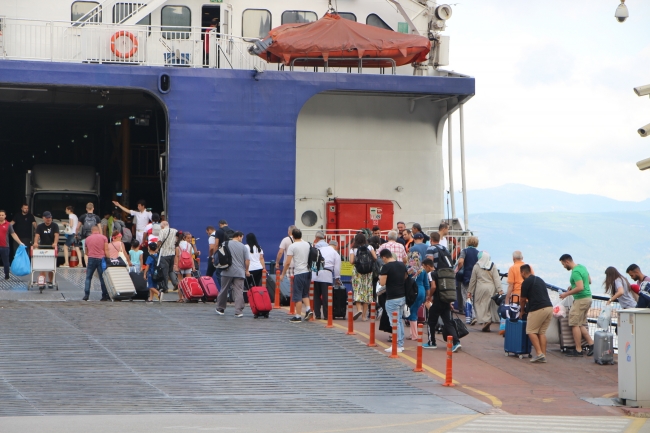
0, 0, 475, 254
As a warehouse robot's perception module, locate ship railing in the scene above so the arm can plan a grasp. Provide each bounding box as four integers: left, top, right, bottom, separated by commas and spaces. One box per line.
0, 18, 267, 70
289, 57, 397, 75
546, 284, 620, 350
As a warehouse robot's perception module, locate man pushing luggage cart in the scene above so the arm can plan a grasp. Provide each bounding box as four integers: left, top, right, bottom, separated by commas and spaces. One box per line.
31, 211, 60, 293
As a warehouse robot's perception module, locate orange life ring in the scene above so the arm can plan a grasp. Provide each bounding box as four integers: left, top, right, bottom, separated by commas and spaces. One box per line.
110, 30, 138, 59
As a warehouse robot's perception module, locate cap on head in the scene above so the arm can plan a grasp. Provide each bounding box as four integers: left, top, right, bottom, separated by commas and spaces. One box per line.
43, 211, 52, 218
315, 230, 325, 239
413, 233, 424, 240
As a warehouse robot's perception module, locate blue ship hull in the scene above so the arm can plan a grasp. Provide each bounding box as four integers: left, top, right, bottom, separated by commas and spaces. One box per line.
0, 60, 474, 261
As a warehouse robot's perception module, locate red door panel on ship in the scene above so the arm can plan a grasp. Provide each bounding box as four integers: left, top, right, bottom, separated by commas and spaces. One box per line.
328, 199, 394, 230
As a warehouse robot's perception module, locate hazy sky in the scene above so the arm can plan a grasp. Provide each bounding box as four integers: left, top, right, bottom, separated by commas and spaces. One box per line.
442, 0, 650, 201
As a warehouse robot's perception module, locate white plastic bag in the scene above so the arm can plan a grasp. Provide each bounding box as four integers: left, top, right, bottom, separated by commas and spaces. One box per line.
552, 297, 569, 318
597, 305, 613, 330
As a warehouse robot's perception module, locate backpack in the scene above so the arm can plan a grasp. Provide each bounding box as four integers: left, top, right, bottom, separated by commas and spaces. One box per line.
221, 226, 235, 241
121, 226, 133, 243
113, 220, 125, 237
353, 245, 374, 275
430, 245, 453, 270
404, 275, 419, 307
178, 243, 193, 270
308, 243, 325, 274
437, 268, 457, 303
214, 240, 232, 269
82, 214, 97, 237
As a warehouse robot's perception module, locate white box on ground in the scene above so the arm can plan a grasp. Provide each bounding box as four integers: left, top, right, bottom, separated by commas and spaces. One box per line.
618, 308, 650, 407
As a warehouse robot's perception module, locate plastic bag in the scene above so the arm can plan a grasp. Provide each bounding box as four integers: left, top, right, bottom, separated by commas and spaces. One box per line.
597, 305, 613, 330
552, 303, 566, 318
10, 245, 30, 276
465, 298, 473, 324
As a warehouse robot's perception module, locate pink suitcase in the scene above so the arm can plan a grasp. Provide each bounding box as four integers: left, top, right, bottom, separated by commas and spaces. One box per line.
180, 277, 204, 302
198, 276, 219, 302
249, 286, 272, 318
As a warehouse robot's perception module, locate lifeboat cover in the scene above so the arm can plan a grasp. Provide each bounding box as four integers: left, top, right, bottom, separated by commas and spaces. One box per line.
251, 13, 431, 67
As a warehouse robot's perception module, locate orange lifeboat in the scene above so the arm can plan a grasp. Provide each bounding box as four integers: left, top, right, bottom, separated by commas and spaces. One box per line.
250, 13, 431, 68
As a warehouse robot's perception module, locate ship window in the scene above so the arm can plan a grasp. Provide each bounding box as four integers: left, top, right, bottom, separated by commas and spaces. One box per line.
301, 210, 318, 227
71, 1, 100, 23
162, 5, 191, 39
338, 13, 357, 22
282, 11, 317, 25
366, 14, 393, 31
113, 3, 151, 25
242, 9, 271, 39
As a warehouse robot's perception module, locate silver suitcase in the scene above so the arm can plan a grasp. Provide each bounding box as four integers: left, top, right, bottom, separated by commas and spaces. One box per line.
104, 267, 136, 301
593, 330, 615, 365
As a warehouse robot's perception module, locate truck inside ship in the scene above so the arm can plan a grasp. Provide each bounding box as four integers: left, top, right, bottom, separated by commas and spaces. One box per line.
0, 85, 167, 223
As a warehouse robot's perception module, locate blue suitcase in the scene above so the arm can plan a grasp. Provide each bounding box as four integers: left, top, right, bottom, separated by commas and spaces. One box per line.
504, 319, 532, 359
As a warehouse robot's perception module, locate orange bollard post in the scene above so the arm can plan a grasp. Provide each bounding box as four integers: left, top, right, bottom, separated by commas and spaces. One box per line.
346, 291, 355, 335
274, 270, 281, 309
288, 275, 295, 315
309, 282, 315, 322
413, 323, 424, 372
389, 311, 399, 358
367, 302, 377, 347
326, 285, 333, 328
261, 268, 267, 288
443, 335, 455, 387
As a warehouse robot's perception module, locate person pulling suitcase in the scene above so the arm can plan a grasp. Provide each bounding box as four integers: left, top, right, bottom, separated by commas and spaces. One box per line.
520, 265, 553, 363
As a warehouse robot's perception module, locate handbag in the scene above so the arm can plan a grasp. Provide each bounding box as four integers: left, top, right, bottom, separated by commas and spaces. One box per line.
375, 282, 386, 297
452, 313, 469, 339
492, 293, 506, 306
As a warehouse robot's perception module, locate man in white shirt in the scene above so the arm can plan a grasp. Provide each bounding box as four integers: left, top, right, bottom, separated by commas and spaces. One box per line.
280, 228, 313, 322
311, 231, 342, 320
275, 225, 295, 302
112, 199, 152, 244
438, 222, 449, 249
156, 221, 178, 297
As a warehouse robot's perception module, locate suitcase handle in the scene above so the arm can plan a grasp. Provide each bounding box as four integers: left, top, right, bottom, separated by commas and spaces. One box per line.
511, 294, 520, 304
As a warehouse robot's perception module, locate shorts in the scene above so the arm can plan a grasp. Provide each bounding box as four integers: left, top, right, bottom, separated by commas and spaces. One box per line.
526, 307, 553, 334
569, 297, 592, 327
179, 268, 192, 276
292, 272, 311, 302
65, 235, 76, 247
147, 276, 156, 290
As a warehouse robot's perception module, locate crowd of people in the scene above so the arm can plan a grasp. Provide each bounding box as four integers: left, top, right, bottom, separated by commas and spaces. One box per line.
1, 202, 647, 365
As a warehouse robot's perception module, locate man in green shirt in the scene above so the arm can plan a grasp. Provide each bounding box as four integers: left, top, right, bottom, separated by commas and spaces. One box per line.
559, 254, 594, 357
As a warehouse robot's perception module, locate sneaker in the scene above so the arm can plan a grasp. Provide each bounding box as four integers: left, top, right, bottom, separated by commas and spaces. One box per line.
289, 316, 302, 323
384, 346, 404, 353
470, 318, 477, 326
531, 354, 547, 363
353, 311, 362, 321
452, 343, 462, 353
397, 347, 404, 353
215, 308, 225, 316
585, 344, 594, 357
60, 264, 69, 268
423, 342, 437, 350
47, 283, 54, 289
234, 313, 243, 318
82, 296, 89, 301
565, 349, 584, 357
305, 310, 314, 321
4, 276, 10, 280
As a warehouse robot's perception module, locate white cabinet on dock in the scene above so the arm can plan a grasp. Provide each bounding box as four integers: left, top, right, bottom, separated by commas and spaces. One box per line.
618, 308, 650, 407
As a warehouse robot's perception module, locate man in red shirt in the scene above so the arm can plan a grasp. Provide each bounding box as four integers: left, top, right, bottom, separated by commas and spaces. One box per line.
83, 225, 109, 301
0, 210, 25, 280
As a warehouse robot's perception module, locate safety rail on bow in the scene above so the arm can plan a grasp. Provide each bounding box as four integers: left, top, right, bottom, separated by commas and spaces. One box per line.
547, 284, 620, 350
0, 18, 267, 70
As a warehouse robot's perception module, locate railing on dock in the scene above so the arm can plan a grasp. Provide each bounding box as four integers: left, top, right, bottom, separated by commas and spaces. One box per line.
547, 284, 620, 350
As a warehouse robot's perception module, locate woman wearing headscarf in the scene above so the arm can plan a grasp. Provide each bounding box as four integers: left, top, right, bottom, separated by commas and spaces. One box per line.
406, 250, 427, 340
467, 251, 502, 332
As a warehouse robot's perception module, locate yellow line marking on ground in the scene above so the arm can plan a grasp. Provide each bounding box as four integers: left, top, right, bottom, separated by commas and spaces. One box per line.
428, 414, 482, 433
300, 415, 464, 433
625, 418, 648, 433
327, 322, 502, 408
461, 385, 503, 408
602, 391, 618, 398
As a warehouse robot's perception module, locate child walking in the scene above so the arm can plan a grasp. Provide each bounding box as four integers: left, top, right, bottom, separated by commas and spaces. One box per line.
144, 243, 163, 303
129, 240, 143, 274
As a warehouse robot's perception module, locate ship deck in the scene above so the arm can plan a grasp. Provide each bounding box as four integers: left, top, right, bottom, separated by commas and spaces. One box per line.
0, 270, 647, 432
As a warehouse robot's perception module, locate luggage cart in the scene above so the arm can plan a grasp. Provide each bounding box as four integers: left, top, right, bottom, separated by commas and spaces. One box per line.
30, 246, 58, 293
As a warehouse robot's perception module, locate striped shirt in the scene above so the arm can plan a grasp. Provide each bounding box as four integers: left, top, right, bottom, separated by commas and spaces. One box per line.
158, 227, 178, 257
